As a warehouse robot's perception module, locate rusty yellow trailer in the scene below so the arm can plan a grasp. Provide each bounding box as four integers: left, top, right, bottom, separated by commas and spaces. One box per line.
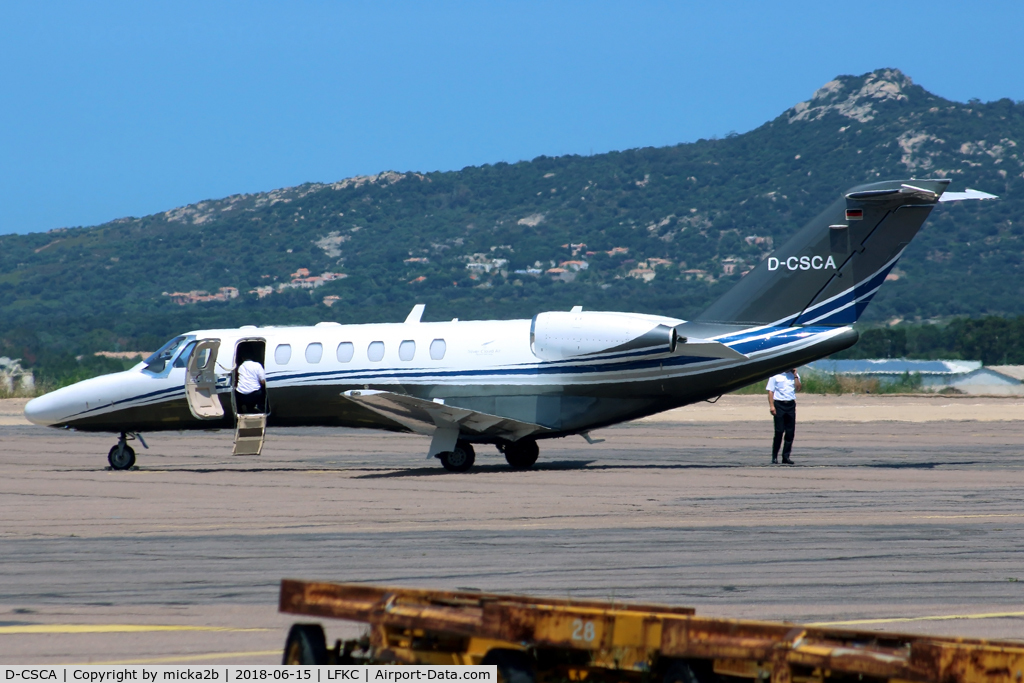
279, 580, 1024, 683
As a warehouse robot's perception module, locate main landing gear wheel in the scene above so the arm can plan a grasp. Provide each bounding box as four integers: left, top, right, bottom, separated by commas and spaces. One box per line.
282, 623, 328, 665
502, 440, 539, 470
107, 443, 136, 470
439, 440, 475, 472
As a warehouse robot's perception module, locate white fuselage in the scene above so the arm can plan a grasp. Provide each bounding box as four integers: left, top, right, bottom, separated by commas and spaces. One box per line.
24, 312, 856, 441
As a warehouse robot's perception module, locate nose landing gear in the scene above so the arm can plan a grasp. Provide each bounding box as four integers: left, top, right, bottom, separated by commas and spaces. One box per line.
107, 432, 147, 470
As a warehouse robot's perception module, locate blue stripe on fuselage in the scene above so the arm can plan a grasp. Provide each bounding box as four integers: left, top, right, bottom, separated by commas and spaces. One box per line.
63, 383, 185, 420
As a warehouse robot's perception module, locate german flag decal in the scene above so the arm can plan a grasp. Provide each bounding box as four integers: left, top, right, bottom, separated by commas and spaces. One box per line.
846, 208, 864, 220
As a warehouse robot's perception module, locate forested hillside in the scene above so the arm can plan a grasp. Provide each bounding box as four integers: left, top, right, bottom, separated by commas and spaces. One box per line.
832, 316, 1024, 365
1, 68, 1021, 379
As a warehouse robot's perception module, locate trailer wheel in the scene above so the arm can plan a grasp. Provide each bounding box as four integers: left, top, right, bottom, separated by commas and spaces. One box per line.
283, 623, 328, 665
481, 649, 536, 683
662, 659, 713, 683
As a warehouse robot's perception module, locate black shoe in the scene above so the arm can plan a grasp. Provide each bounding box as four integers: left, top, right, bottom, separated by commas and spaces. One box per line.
782, 458, 794, 464
771, 458, 778, 464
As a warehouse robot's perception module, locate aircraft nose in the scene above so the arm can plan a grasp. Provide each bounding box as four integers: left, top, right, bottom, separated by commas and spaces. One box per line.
24, 382, 94, 427
24, 372, 134, 427
24, 392, 66, 426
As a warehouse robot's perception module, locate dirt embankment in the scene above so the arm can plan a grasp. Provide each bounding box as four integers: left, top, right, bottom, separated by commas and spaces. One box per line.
0, 397, 31, 426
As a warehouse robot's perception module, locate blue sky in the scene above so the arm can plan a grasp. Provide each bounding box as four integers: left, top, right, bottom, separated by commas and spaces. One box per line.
2, 1, 1022, 235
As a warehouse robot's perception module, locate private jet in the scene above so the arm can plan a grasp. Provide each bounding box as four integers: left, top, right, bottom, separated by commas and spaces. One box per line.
24, 179, 996, 471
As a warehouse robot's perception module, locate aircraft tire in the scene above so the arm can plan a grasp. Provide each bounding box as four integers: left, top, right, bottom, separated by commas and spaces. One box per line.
503, 440, 539, 470
107, 444, 136, 470
282, 623, 328, 665
439, 441, 475, 472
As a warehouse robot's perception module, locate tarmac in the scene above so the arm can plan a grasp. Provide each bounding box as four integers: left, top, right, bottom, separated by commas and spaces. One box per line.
1, 394, 1022, 664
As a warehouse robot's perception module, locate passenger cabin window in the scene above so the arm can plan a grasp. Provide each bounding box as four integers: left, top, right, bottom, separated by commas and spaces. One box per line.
305, 342, 323, 363
399, 340, 416, 361
429, 339, 446, 360
194, 347, 211, 369
275, 344, 292, 365
144, 336, 187, 374
367, 341, 385, 362
336, 342, 354, 362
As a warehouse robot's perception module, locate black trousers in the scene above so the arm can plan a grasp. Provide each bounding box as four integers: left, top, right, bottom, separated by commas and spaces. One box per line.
772, 400, 796, 459
236, 388, 266, 414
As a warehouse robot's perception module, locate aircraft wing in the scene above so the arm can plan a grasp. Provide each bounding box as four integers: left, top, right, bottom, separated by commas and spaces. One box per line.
341, 389, 550, 446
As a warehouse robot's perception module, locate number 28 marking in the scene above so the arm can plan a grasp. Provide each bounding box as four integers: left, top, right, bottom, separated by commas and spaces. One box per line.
571, 619, 596, 642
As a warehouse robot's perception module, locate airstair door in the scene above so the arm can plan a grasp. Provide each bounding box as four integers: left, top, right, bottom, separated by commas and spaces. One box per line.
185, 339, 225, 419
233, 413, 266, 456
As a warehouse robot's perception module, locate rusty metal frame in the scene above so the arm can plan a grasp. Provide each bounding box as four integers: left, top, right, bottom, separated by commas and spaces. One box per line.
280, 580, 1024, 682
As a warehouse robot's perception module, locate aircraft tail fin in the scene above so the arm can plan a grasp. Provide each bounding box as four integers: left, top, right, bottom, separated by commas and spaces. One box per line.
695, 179, 953, 327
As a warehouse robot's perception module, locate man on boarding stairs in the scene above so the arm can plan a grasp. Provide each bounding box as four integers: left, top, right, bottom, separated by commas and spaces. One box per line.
235, 353, 266, 415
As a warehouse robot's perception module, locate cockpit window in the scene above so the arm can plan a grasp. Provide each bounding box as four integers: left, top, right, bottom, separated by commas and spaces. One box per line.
144, 336, 187, 374
172, 341, 198, 368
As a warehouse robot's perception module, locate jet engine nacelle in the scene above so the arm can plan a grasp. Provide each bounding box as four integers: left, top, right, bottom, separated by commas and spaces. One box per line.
530, 311, 678, 362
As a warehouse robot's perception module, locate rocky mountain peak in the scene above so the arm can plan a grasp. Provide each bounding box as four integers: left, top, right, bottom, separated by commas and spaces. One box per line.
788, 68, 921, 124
157, 171, 420, 226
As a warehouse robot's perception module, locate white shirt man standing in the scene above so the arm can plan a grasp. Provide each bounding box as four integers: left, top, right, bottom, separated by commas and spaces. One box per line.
766, 368, 801, 464
235, 358, 266, 414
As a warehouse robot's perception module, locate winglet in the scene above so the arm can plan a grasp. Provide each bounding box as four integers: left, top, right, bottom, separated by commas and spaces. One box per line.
405, 304, 426, 324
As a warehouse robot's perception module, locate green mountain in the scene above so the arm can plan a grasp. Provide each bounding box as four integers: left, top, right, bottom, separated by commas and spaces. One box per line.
1, 68, 1021, 376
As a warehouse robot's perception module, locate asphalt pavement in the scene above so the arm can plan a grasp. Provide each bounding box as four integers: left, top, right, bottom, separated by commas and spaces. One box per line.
1, 395, 1022, 664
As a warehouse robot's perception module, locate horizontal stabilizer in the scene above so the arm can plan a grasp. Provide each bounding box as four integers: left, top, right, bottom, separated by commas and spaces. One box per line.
938, 188, 999, 202
341, 389, 549, 442
674, 336, 748, 360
